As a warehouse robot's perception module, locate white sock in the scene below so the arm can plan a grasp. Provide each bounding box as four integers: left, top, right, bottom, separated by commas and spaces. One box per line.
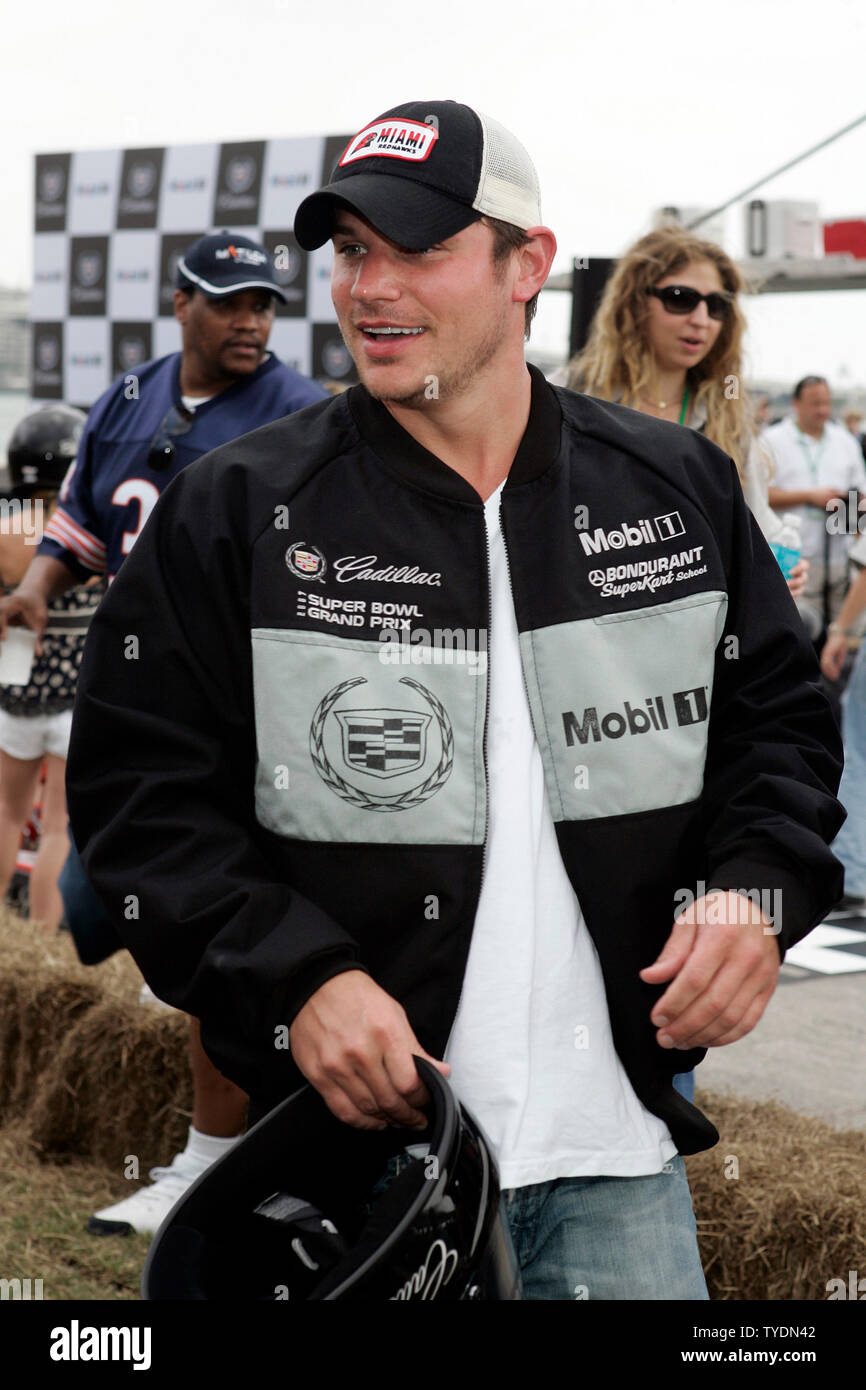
184, 1124, 241, 1166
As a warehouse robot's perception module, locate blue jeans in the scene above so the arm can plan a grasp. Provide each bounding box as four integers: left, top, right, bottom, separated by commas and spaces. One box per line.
58, 832, 121, 965
673, 1070, 695, 1102
832, 643, 866, 896
505, 1155, 708, 1300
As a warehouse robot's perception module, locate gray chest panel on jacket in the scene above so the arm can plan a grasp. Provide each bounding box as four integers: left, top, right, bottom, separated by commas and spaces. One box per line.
251, 627, 487, 844
520, 590, 728, 821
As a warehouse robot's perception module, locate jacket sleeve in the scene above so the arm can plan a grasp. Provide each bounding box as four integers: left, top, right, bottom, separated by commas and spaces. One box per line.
65, 458, 367, 1099
701, 457, 845, 955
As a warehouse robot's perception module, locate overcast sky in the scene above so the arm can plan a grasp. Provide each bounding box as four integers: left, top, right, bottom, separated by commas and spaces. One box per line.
5, 0, 866, 387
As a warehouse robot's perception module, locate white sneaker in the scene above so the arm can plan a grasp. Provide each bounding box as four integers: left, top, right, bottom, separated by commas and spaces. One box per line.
88, 1149, 211, 1236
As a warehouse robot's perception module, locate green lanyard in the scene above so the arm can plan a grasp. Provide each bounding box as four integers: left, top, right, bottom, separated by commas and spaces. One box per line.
795, 425, 826, 481
795, 425, 827, 516
678, 390, 689, 426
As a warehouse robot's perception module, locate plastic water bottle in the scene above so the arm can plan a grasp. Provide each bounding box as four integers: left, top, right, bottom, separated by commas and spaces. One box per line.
770, 513, 802, 578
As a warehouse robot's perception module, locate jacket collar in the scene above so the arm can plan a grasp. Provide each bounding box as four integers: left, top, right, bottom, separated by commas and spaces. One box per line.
347, 362, 562, 504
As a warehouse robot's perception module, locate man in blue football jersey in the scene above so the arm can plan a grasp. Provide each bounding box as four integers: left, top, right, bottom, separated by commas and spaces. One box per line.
12, 232, 324, 586
0, 230, 326, 1236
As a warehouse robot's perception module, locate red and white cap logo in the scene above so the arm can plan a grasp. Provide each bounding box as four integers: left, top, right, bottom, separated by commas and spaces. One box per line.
340, 119, 439, 166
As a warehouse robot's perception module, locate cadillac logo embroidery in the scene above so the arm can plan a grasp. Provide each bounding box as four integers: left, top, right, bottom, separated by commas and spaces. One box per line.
310, 677, 453, 811
334, 709, 432, 779
285, 541, 327, 581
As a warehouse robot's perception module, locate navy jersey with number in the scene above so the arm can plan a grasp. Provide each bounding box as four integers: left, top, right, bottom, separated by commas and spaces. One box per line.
38, 351, 326, 582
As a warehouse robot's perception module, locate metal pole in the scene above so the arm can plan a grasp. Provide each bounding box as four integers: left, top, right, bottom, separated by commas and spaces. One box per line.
685, 111, 866, 231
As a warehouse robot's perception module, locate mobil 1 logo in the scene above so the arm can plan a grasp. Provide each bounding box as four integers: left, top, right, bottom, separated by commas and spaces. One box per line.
578, 510, 686, 557
562, 686, 709, 744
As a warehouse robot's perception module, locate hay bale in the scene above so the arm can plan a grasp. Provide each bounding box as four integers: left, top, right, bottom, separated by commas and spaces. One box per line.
0, 905, 191, 1170
0, 972, 100, 1120
28, 998, 190, 1169
689, 1089, 866, 1300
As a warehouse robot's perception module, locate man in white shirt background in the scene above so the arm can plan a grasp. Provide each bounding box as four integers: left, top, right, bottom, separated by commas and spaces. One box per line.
765, 375, 866, 640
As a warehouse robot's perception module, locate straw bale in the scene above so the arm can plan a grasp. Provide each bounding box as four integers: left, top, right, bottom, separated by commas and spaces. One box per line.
688, 1088, 866, 1300
28, 998, 191, 1169
0, 905, 190, 1169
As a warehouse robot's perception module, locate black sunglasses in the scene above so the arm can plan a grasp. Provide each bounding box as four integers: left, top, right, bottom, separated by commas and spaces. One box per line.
648, 285, 733, 321
146, 403, 195, 472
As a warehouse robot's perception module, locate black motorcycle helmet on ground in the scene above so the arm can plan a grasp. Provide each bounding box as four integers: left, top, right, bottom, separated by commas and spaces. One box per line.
6, 403, 86, 499
143, 1057, 522, 1301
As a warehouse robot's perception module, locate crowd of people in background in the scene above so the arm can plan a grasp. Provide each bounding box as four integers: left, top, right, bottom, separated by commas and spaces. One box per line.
0, 218, 864, 1240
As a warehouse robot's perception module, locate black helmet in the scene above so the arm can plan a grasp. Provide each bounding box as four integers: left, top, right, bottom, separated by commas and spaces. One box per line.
143, 1057, 522, 1301
6, 403, 86, 498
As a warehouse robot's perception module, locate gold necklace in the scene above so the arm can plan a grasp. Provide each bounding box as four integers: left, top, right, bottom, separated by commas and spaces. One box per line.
642, 393, 684, 411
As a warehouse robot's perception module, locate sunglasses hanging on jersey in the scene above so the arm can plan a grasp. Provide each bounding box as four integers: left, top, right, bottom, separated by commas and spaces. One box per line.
648, 285, 733, 321
146, 403, 195, 472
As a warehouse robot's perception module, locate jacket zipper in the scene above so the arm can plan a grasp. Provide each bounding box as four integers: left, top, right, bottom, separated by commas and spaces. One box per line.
443, 507, 492, 1058
498, 499, 540, 746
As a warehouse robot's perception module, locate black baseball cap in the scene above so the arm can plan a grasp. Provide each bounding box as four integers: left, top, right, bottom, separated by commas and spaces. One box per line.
176, 232, 288, 303
294, 100, 541, 251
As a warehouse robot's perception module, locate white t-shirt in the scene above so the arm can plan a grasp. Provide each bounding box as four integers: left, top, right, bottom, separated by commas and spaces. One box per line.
444, 482, 677, 1189
763, 416, 866, 563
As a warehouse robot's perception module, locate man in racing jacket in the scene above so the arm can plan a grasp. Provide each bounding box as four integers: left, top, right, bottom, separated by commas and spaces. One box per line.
66, 102, 844, 1299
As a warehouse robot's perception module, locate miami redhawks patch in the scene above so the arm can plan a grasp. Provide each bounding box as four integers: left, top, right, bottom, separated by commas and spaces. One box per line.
340, 120, 438, 165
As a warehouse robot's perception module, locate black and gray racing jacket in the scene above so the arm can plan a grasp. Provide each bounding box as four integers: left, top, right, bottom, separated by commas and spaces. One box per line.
66, 366, 845, 1155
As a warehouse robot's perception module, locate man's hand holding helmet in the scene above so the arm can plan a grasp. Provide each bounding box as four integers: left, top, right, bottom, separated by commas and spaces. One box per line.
289, 971, 451, 1132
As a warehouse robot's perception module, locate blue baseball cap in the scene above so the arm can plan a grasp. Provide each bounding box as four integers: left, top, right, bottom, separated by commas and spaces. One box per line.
176, 232, 288, 303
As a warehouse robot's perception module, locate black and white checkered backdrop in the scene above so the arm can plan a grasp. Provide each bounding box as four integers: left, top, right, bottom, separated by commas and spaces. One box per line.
31, 134, 356, 407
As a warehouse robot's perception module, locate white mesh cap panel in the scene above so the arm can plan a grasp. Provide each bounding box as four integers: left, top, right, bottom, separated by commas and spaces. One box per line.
472, 110, 541, 229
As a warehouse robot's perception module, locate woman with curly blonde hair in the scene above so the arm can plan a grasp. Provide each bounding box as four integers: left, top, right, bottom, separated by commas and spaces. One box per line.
562, 226, 806, 596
